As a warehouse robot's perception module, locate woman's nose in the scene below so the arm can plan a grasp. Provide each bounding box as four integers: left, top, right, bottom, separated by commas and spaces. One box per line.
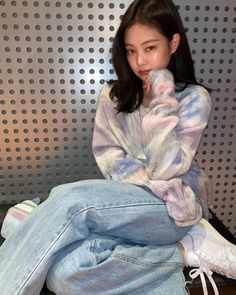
136, 52, 147, 66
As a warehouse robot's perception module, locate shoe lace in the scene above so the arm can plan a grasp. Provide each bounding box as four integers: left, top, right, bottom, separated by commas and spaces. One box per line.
189, 266, 219, 295
196, 246, 235, 278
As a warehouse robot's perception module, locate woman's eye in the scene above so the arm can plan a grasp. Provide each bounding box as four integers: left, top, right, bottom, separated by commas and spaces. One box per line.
146, 46, 156, 52
126, 49, 133, 55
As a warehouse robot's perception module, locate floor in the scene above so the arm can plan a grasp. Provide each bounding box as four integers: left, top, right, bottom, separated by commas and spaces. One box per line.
40, 282, 236, 295
40, 281, 236, 295
190, 284, 236, 295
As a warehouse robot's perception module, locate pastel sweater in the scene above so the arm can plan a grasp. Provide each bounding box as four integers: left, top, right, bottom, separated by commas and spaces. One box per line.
92, 69, 212, 226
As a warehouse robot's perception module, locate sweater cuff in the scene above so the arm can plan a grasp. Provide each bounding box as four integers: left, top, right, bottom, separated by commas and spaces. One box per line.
174, 206, 203, 227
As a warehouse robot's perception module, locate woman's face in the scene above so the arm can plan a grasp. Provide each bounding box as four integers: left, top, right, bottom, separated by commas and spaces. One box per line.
124, 23, 179, 81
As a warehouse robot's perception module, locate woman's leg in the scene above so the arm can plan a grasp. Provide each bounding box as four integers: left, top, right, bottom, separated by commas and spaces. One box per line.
46, 235, 187, 295
0, 179, 190, 295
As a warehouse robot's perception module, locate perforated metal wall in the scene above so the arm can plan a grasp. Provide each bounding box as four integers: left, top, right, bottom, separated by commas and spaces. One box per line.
0, 0, 235, 235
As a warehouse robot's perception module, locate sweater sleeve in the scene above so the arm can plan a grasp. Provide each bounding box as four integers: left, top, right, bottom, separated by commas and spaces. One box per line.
92, 85, 152, 187
142, 69, 211, 181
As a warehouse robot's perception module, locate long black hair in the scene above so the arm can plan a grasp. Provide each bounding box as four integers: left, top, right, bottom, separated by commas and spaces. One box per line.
110, 0, 200, 113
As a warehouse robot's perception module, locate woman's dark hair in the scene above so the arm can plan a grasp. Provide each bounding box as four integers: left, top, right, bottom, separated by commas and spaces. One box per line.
110, 0, 201, 113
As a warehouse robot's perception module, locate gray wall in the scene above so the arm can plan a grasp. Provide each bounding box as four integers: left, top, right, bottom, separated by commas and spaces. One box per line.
0, 0, 235, 236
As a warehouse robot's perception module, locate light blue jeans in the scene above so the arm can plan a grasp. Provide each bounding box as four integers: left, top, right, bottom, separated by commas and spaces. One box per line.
0, 180, 190, 295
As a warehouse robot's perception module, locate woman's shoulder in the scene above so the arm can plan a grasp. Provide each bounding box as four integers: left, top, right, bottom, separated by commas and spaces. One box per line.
189, 84, 210, 98
99, 83, 113, 100
177, 84, 211, 107
176, 84, 212, 125
176, 85, 212, 122
98, 83, 118, 113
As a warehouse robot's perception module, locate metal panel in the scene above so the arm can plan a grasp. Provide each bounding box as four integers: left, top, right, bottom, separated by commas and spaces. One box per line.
0, 0, 235, 236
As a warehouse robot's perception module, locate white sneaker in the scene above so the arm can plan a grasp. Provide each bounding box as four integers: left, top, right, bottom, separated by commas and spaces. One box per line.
180, 218, 236, 295
1, 198, 40, 239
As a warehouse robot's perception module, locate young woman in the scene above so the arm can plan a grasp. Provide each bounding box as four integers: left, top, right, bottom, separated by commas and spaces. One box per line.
0, 0, 235, 294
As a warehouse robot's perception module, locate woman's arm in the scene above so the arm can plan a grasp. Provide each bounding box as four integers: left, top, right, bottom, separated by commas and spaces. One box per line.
142, 69, 212, 181
92, 85, 151, 187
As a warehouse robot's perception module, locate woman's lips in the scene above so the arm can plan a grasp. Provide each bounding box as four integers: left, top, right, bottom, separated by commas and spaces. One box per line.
138, 70, 149, 77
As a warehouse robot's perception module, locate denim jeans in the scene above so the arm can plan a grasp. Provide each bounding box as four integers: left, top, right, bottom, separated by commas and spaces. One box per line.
0, 180, 190, 294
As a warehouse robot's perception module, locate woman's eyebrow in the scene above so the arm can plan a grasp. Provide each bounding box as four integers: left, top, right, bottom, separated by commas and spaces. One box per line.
125, 39, 160, 46
142, 39, 160, 45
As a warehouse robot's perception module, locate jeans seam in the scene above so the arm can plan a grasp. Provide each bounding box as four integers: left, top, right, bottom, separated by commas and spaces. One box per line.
86, 202, 166, 215
82, 201, 165, 210
112, 254, 183, 268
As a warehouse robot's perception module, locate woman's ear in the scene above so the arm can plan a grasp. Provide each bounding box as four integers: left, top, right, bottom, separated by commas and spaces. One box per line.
170, 33, 180, 54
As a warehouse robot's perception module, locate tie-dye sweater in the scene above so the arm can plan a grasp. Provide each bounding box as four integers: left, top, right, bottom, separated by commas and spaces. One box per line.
92, 69, 212, 226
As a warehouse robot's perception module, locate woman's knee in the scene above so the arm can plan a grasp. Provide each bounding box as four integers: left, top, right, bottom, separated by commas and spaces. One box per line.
47, 179, 108, 205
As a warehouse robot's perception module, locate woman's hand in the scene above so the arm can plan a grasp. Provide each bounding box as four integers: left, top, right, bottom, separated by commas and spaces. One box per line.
142, 68, 175, 107
142, 73, 153, 107
143, 75, 152, 95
